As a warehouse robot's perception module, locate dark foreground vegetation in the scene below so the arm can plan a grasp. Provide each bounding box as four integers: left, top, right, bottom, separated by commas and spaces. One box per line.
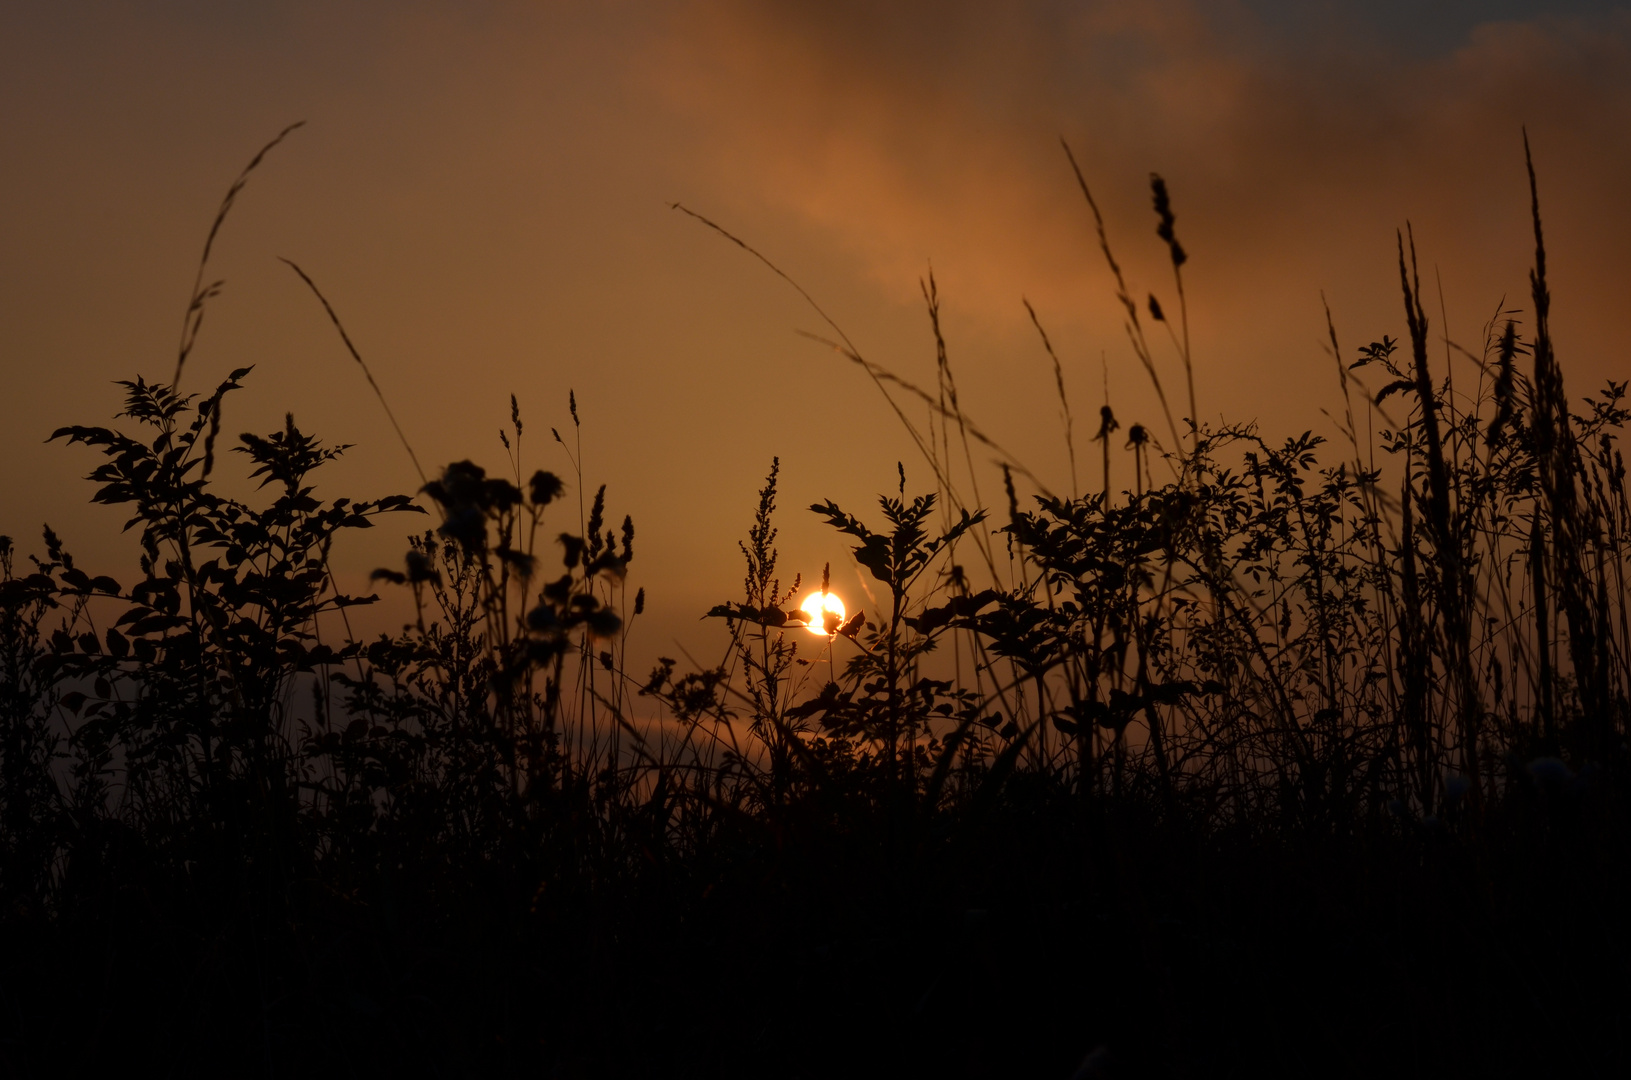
3, 133, 1630, 1078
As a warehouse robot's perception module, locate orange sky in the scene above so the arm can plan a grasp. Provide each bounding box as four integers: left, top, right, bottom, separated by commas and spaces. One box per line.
5, 0, 1631, 666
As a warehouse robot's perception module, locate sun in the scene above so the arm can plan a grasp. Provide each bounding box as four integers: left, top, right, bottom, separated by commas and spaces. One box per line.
799, 591, 845, 636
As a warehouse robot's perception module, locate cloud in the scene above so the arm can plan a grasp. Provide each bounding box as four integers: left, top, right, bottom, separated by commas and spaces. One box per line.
645, 0, 1631, 406
623, 4, 1631, 543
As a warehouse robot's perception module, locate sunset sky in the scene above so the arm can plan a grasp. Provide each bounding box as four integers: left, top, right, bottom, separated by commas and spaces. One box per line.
5, 0, 1630, 663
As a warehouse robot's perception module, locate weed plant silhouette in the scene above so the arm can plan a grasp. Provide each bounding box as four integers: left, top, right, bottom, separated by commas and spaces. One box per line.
3, 130, 1631, 1078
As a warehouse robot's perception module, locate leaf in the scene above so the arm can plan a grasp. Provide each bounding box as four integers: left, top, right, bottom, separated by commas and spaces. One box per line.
704, 602, 795, 627
114, 606, 153, 628
1146, 680, 1198, 705
130, 613, 189, 635
1374, 379, 1417, 405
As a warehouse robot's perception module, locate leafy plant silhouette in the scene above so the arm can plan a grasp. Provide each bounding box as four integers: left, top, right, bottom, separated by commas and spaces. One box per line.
4, 130, 1631, 1078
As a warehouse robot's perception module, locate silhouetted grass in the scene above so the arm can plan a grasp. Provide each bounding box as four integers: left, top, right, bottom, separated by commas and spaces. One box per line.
3, 131, 1631, 1079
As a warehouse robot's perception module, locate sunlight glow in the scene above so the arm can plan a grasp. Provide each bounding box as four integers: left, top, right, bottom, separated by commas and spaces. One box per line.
799, 591, 845, 636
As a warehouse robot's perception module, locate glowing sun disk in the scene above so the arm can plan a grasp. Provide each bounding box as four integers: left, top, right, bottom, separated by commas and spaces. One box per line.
799, 591, 845, 636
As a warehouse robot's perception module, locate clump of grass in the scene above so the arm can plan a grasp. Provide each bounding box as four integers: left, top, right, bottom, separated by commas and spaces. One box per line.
2, 127, 1630, 1077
